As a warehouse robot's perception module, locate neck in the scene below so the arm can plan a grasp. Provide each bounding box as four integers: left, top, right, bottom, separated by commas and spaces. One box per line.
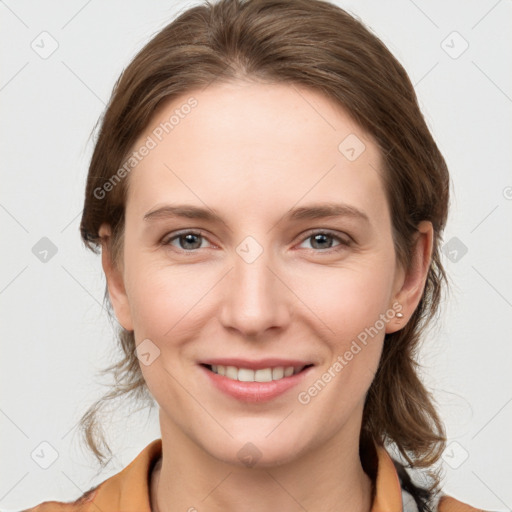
150, 417, 374, 512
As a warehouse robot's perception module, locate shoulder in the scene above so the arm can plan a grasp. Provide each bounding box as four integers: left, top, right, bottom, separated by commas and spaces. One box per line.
394, 458, 491, 512
18, 439, 162, 512
401, 487, 489, 512
437, 495, 491, 512
19, 486, 99, 512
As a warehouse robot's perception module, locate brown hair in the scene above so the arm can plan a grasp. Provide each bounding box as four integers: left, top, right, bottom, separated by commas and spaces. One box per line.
79, 0, 449, 496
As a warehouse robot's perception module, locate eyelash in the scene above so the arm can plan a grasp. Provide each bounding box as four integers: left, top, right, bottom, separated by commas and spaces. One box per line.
161, 229, 352, 254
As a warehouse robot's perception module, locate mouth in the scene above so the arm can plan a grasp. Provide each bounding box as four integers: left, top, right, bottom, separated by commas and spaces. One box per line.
199, 360, 315, 402
201, 363, 313, 382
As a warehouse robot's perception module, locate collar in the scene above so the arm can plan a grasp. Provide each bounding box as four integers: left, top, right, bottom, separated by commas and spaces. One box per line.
89, 438, 404, 511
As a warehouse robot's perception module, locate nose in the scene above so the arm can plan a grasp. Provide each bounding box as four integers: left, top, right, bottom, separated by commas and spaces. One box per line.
218, 245, 291, 339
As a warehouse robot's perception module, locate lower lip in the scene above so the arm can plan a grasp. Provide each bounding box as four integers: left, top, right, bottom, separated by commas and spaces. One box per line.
200, 365, 313, 403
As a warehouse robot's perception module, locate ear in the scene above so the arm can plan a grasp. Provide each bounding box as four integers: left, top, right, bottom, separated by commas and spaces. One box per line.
386, 220, 433, 334
98, 223, 134, 332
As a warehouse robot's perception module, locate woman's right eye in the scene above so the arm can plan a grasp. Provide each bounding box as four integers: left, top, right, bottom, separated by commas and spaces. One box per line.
162, 231, 213, 252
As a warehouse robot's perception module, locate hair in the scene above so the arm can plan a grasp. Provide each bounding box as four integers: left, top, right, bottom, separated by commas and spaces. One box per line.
78, 0, 450, 507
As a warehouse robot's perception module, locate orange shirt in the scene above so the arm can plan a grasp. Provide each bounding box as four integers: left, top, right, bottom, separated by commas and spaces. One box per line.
22, 439, 486, 512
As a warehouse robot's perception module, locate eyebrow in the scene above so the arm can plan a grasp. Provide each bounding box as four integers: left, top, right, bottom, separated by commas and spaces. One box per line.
143, 202, 370, 225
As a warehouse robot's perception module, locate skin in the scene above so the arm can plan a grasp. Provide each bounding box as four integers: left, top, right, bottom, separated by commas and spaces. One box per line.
99, 80, 433, 512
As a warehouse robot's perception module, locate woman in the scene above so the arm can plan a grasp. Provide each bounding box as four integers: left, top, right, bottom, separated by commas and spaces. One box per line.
22, 0, 488, 510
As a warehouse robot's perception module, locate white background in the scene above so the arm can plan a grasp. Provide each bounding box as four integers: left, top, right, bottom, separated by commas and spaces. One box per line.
1, 0, 511, 510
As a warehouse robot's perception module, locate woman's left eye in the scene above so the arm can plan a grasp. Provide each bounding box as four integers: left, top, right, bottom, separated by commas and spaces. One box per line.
297, 231, 351, 252
161, 230, 350, 253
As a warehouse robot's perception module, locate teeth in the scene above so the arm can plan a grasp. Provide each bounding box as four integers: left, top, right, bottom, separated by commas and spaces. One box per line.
255, 368, 272, 382
272, 367, 284, 380
238, 368, 255, 382
209, 364, 304, 382
226, 366, 238, 379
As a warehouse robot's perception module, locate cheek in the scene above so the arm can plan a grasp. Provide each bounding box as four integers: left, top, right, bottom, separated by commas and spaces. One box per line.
293, 257, 396, 340
128, 265, 207, 339
293, 266, 392, 417
127, 253, 396, 329
291, 255, 396, 405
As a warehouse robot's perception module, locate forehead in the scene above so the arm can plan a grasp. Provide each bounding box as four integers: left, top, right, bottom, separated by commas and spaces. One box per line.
125, 81, 388, 226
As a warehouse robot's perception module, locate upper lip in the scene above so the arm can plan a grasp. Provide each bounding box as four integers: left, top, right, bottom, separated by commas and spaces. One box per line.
200, 358, 314, 370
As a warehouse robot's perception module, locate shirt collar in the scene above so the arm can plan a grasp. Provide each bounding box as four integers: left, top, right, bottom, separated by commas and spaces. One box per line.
90, 438, 404, 511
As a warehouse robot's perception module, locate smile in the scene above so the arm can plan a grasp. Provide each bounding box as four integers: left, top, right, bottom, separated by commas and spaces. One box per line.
200, 361, 314, 402
206, 364, 309, 382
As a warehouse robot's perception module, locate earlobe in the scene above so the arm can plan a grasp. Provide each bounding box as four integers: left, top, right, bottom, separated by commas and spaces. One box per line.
98, 223, 134, 332
386, 221, 434, 333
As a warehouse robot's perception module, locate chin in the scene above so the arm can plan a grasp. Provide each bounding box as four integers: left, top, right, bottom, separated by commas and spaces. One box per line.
196, 425, 316, 470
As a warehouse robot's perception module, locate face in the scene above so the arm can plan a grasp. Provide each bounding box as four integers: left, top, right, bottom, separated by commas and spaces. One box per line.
100, 80, 429, 467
